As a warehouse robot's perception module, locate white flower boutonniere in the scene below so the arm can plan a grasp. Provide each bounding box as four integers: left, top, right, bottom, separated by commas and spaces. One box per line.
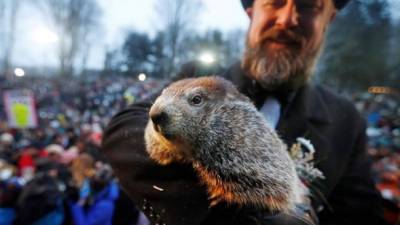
290, 137, 325, 186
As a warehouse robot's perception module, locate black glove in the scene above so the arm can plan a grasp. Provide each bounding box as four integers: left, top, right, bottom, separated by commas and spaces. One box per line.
198, 200, 318, 225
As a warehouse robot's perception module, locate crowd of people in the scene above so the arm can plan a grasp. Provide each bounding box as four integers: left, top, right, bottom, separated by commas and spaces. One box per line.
0, 75, 164, 225
354, 92, 400, 224
0, 75, 399, 224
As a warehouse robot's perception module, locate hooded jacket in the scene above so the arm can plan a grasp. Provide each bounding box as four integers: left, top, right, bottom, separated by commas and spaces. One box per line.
70, 182, 119, 225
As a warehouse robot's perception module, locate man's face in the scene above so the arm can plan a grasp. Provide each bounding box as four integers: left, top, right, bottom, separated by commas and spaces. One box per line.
241, 0, 337, 90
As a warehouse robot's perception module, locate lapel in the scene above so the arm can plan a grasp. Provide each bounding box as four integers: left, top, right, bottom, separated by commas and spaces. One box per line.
279, 85, 340, 207
276, 84, 335, 205
276, 84, 333, 147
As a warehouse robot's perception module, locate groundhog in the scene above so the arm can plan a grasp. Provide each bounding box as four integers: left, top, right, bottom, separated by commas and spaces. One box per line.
144, 76, 304, 212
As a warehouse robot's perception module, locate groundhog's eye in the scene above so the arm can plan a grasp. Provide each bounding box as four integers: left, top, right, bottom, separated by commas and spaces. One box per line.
189, 95, 203, 106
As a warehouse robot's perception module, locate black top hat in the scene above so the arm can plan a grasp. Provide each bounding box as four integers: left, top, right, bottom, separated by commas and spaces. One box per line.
240, 0, 351, 10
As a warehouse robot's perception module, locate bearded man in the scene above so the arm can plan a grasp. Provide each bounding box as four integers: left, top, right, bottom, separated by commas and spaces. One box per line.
101, 0, 387, 224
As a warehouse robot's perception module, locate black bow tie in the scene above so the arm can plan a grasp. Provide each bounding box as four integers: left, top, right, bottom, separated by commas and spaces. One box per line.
244, 80, 296, 110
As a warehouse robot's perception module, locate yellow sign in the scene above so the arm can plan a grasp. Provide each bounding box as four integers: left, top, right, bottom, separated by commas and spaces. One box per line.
3, 90, 38, 129
11, 103, 30, 127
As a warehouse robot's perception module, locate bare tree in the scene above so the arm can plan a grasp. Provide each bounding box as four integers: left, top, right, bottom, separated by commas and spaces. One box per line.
0, 0, 22, 79
36, 0, 101, 77
154, 0, 203, 78
224, 29, 246, 67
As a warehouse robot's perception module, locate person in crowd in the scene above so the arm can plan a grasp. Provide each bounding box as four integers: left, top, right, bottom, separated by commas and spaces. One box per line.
0, 162, 21, 225
14, 162, 66, 225
69, 160, 118, 225
0, 133, 14, 164
44, 144, 64, 163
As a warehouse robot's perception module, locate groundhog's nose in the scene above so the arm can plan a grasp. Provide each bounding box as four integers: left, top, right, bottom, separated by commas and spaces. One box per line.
150, 110, 169, 131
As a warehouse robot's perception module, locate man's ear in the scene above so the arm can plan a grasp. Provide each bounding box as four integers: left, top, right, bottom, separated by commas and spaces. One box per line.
246, 7, 253, 19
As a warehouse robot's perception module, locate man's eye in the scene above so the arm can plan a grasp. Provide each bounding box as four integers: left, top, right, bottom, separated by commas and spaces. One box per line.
189, 95, 203, 105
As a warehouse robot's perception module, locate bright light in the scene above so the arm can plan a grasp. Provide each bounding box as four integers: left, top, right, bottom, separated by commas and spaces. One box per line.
14, 68, 25, 77
199, 52, 215, 65
32, 27, 58, 44
138, 73, 147, 81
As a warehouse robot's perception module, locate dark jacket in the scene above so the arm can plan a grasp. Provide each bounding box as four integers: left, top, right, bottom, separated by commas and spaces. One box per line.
224, 63, 387, 225
101, 63, 386, 225
14, 174, 65, 225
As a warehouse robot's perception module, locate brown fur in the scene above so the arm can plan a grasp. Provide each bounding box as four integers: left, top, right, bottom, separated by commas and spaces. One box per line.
194, 162, 291, 211
145, 76, 302, 212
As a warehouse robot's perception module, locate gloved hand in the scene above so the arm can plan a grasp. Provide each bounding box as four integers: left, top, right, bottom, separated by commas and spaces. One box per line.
196, 197, 318, 225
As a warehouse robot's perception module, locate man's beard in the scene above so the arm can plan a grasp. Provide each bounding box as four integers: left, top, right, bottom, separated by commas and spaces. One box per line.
241, 29, 323, 91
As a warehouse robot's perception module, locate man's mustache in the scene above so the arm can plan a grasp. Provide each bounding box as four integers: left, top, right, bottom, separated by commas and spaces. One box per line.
259, 29, 304, 47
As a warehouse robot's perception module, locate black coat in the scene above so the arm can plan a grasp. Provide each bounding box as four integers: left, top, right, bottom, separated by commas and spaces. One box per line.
101, 63, 386, 225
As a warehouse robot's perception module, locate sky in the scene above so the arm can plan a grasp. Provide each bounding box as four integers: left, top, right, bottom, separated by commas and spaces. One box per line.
98, 0, 249, 43
10, 0, 400, 70
12, 0, 250, 70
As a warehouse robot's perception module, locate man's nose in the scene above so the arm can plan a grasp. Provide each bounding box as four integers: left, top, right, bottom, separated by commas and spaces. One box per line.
275, 3, 299, 29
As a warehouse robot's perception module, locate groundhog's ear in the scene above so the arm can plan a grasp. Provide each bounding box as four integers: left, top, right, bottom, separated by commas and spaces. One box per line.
226, 92, 252, 103
224, 87, 252, 103
217, 77, 252, 103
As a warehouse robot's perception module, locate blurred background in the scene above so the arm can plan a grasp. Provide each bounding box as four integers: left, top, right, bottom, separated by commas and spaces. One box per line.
0, 0, 399, 225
